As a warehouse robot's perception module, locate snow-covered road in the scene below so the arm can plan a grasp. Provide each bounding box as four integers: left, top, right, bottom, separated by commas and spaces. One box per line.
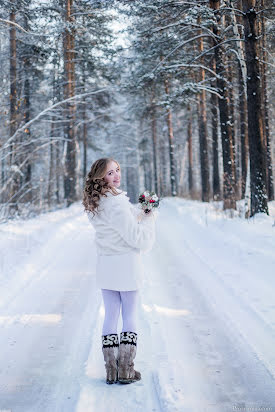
0, 198, 275, 412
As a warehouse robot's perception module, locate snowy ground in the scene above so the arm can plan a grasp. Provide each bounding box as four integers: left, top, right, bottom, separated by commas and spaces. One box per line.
0, 197, 275, 412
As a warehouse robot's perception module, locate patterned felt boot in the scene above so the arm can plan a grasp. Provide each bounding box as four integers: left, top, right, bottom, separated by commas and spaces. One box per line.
102, 333, 119, 384
117, 331, 141, 384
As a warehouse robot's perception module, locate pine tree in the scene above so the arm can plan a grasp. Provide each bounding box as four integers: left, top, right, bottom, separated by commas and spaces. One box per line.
242, 0, 269, 216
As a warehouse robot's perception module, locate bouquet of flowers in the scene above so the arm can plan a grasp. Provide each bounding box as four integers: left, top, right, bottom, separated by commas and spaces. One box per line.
138, 190, 160, 214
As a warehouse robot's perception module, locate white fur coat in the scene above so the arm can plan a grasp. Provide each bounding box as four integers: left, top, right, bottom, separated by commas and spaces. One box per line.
86, 189, 157, 291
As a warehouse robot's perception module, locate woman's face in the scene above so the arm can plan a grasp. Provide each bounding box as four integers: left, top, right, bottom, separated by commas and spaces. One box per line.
103, 161, 121, 188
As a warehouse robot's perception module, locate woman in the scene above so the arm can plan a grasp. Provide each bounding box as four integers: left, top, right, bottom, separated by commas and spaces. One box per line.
82, 157, 157, 385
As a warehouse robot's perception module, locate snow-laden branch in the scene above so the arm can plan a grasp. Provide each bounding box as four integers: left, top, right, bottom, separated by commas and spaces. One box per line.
164, 63, 219, 78
151, 21, 188, 33
0, 18, 42, 36
257, 59, 275, 69
6, 179, 35, 204
167, 1, 209, 6
151, 34, 219, 74
192, 84, 223, 99
74, 113, 112, 130
218, 7, 245, 17
0, 136, 70, 163
255, 8, 275, 15
2, 88, 111, 151
186, 38, 245, 66
151, 22, 219, 40
0, 141, 54, 196
218, 5, 275, 17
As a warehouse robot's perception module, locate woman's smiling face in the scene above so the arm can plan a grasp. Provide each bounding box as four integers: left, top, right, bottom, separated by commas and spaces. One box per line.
104, 160, 121, 188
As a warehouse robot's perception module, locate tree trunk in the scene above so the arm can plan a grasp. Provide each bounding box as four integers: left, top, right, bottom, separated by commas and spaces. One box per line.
164, 77, 177, 196
210, 0, 236, 210
260, 0, 274, 200
63, 0, 77, 206
197, 18, 210, 202
23, 14, 32, 203
242, 0, 268, 215
233, 0, 249, 199
159, 135, 166, 197
238, 63, 249, 199
226, 54, 238, 198
48, 68, 57, 208
151, 83, 159, 194
210, 55, 220, 200
83, 107, 87, 180
187, 103, 193, 197
55, 140, 61, 204
81, 83, 87, 182
47, 120, 55, 207
9, 5, 20, 209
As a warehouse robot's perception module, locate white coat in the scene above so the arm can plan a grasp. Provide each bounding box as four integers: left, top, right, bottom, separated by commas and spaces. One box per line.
86, 189, 157, 291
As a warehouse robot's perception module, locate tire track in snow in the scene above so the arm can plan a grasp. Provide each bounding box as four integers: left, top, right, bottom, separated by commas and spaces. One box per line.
169, 202, 275, 380
0, 208, 84, 311
51, 288, 102, 412
141, 200, 275, 411
0, 209, 98, 412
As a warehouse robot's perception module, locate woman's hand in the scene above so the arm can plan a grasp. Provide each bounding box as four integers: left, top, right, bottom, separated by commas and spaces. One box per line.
143, 208, 152, 215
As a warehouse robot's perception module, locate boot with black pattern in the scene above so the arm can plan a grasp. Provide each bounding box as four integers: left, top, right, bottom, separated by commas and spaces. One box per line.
102, 333, 119, 384
117, 331, 141, 384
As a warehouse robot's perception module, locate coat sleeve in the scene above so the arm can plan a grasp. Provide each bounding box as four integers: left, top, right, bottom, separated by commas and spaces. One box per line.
105, 194, 157, 252
130, 203, 142, 218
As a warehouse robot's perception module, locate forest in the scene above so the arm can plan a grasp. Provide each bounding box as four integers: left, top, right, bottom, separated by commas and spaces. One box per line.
0, 0, 274, 221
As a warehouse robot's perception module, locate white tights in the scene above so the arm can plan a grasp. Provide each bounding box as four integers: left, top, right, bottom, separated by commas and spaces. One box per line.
101, 289, 139, 335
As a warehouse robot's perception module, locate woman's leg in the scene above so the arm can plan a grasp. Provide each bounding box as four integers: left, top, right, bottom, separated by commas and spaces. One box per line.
117, 290, 141, 383
120, 290, 139, 333
101, 289, 121, 335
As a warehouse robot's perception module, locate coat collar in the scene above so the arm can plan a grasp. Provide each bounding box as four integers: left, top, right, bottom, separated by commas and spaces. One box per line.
105, 188, 127, 197
116, 188, 127, 195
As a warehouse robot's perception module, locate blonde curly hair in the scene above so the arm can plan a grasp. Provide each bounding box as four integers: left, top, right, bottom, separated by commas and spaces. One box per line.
82, 158, 121, 217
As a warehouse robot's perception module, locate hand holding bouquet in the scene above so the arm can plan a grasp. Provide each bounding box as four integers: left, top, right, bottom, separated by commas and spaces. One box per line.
138, 190, 160, 214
